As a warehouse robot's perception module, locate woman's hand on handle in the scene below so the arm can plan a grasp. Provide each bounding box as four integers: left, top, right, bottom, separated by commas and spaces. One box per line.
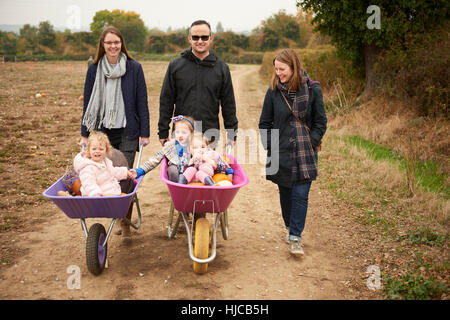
79, 136, 88, 148
159, 138, 170, 146
140, 137, 150, 147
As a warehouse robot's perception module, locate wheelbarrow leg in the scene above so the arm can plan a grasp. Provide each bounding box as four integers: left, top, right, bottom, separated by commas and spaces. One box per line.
220, 210, 229, 240
168, 201, 181, 239
123, 194, 142, 230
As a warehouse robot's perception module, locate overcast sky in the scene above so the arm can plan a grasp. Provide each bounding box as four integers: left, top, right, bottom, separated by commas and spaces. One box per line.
0, 0, 299, 32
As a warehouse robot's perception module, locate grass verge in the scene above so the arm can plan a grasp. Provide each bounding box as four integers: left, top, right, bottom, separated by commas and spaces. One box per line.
317, 128, 449, 299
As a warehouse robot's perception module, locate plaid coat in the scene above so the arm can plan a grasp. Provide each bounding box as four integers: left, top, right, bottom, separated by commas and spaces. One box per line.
259, 82, 327, 188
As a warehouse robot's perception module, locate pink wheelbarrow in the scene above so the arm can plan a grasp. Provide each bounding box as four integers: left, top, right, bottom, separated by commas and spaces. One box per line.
160, 152, 249, 274
42, 145, 145, 276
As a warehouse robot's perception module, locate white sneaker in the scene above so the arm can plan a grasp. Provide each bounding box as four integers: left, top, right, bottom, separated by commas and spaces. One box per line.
289, 239, 304, 255
285, 228, 290, 244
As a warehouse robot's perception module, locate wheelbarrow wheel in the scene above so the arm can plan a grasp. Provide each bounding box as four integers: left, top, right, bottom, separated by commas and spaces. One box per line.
86, 223, 107, 276
193, 218, 209, 274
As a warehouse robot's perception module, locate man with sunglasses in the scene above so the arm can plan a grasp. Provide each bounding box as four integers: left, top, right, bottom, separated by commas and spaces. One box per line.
158, 20, 238, 149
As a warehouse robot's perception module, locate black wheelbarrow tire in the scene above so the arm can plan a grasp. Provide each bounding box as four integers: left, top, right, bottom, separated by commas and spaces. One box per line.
86, 223, 108, 276
193, 218, 209, 274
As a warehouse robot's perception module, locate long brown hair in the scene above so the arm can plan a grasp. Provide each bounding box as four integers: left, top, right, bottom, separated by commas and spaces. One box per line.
271, 48, 304, 92
93, 26, 134, 64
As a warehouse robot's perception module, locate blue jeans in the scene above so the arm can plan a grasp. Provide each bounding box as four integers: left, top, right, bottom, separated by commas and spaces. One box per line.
278, 181, 312, 241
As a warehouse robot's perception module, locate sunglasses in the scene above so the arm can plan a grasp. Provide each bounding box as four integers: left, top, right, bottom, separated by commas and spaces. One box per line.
191, 35, 210, 41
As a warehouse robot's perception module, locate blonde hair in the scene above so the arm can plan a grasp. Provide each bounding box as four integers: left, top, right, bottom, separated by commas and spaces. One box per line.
86, 131, 112, 159
271, 48, 305, 92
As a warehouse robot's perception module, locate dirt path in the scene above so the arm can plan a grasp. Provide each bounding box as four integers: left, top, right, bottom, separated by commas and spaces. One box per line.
0, 64, 370, 300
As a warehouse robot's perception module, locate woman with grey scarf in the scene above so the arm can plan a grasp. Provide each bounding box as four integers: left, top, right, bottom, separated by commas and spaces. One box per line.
80, 26, 150, 238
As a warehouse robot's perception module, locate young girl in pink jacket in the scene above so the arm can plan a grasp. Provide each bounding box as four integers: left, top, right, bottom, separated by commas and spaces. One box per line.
74, 131, 134, 197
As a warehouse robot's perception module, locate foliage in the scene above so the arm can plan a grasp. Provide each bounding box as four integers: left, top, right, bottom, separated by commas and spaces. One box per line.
0, 31, 18, 56
297, 8, 315, 48
406, 227, 448, 246
384, 273, 447, 299
347, 135, 449, 198
90, 9, 148, 51
38, 21, 56, 49
213, 31, 249, 55
144, 29, 189, 54
298, 0, 450, 69
256, 10, 301, 50
374, 22, 449, 118
259, 46, 364, 96
19, 24, 39, 53
219, 52, 264, 65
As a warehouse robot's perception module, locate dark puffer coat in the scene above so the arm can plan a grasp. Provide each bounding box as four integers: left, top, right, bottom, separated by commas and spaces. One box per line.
258, 81, 327, 188
158, 48, 238, 142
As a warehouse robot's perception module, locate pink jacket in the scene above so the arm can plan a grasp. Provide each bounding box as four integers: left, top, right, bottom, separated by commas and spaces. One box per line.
73, 152, 128, 197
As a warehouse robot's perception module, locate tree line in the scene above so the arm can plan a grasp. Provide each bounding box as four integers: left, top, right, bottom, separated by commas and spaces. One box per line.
0, 9, 318, 62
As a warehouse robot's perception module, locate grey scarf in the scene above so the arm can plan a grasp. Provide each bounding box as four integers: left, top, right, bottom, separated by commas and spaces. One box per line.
82, 52, 127, 131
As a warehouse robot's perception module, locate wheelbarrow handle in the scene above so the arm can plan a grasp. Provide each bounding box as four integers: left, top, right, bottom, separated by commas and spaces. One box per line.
226, 142, 233, 155
136, 142, 145, 167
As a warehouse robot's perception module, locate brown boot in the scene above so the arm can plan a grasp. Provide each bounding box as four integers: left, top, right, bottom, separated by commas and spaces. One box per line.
114, 219, 123, 235
120, 218, 131, 238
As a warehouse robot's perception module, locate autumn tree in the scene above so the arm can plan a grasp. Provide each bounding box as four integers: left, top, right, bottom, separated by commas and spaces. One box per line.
38, 21, 56, 49
19, 24, 39, 53
298, 0, 450, 97
258, 10, 301, 50
90, 9, 148, 51
0, 31, 17, 56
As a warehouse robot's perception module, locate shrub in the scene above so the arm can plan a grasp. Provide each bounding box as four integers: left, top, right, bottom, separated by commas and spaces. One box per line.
384, 273, 447, 300
259, 46, 364, 99
374, 23, 449, 118
220, 51, 264, 65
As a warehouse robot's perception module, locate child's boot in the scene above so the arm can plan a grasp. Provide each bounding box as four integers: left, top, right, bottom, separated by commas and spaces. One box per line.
178, 174, 188, 184
204, 176, 215, 186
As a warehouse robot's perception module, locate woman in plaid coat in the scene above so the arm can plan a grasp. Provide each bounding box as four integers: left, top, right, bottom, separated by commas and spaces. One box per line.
259, 49, 327, 256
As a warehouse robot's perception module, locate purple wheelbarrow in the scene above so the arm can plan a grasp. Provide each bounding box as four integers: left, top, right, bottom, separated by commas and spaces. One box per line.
160, 151, 249, 274
42, 145, 145, 276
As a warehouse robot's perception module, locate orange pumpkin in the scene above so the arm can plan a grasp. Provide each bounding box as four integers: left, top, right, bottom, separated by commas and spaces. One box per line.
212, 173, 231, 183
188, 182, 205, 186
71, 179, 82, 196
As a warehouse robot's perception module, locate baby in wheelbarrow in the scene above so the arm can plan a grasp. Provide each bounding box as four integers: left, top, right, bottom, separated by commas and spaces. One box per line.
130, 115, 233, 186
71, 131, 135, 197
178, 131, 234, 186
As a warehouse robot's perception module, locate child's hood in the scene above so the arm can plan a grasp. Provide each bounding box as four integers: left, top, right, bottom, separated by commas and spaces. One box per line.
73, 152, 111, 172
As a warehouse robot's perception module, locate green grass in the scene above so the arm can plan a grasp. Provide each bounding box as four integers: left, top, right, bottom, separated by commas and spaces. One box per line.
406, 227, 448, 247
347, 135, 449, 198
383, 272, 447, 300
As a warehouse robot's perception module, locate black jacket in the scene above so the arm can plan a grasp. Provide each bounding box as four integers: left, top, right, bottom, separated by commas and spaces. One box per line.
158, 48, 238, 142
258, 81, 327, 188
